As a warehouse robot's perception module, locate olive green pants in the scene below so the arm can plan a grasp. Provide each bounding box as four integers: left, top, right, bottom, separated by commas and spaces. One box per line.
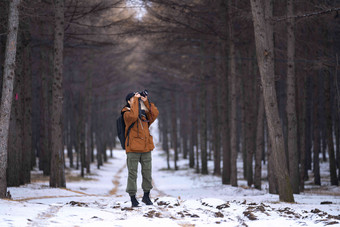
126, 152, 153, 196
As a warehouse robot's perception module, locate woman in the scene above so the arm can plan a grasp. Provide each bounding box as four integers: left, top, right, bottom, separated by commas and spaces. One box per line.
121, 91, 159, 207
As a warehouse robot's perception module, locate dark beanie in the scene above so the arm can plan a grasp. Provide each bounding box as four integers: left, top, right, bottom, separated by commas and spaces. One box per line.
125, 92, 135, 103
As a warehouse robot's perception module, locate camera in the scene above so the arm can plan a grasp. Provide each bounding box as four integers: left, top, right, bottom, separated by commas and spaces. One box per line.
138, 89, 148, 97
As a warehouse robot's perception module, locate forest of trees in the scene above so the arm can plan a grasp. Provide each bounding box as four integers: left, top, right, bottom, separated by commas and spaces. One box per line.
0, 0, 339, 203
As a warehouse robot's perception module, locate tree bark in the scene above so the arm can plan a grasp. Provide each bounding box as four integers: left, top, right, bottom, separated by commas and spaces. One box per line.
0, 0, 21, 198
286, 0, 299, 194
171, 95, 178, 170
313, 73, 321, 185
212, 53, 221, 175
324, 70, 338, 185
86, 74, 92, 173
335, 86, 340, 181
21, 34, 32, 184
181, 102, 188, 160
244, 63, 256, 187
250, 0, 294, 202
7, 23, 25, 187
336, 108, 340, 181
267, 129, 278, 194
162, 115, 170, 169
254, 93, 264, 190
229, 1, 237, 186
50, 0, 66, 188
200, 82, 208, 175
38, 48, 52, 175
221, 41, 230, 185
305, 75, 312, 177
67, 119, 73, 168
7, 74, 22, 187
189, 93, 196, 169
297, 73, 306, 191
79, 98, 85, 177
240, 76, 247, 180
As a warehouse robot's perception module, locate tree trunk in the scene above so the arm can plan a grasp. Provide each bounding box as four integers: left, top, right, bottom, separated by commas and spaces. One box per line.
240, 77, 247, 179
7, 73, 22, 187
50, 0, 66, 188
75, 132, 79, 170
313, 73, 321, 185
286, 0, 299, 194
244, 63, 256, 187
189, 93, 196, 169
67, 120, 73, 168
267, 129, 278, 194
212, 61, 221, 175
171, 95, 178, 170
200, 83, 208, 175
335, 87, 340, 180
221, 41, 230, 185
38, 48, 52, 176
22, 37, 32, 184
96, 135, 103, 169
79, 98, 85, 177
86, 74, 92, 173
250, 0, 294, 202
91, 129, 94, 163
297, 73, 306, 192
305, 75, 312, 177
229, 3, 238, 186
322, 130, 327, 162
336, 111, 340, 181
324, 70, 338, 185
7, 23, 25, 187
182, 102, 189, 160
103, 141, 107, 162
163, 115, 170, 169
180, 96, 188, 159
0, 0, 21, 198
254, 93, 264, 190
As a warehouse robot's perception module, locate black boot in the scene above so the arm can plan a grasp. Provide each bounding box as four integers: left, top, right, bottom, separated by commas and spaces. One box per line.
142, 191, 153, 205
130, 195, 139, 207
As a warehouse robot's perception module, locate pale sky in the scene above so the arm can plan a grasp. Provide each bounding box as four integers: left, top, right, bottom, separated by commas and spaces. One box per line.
126, 0, 147, 20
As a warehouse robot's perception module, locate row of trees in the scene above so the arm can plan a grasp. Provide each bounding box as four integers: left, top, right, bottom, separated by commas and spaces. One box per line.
135, 0, 340, 202
0, 0, 139, 198
0, 0, 339, 203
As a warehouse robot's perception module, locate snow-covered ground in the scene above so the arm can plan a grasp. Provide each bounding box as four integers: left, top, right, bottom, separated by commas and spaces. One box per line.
1, 122, 340, 226
1, 147, 339, 227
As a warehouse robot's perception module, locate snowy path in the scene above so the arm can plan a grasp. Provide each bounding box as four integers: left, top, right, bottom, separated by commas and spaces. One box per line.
1, 148, 340, 226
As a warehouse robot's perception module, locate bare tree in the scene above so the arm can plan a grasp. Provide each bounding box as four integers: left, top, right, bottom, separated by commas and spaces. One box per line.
313, 73, 321, 186
229, 0, 238, 187
254, 93, 264, 190
286, 0, 299, 194
50, 0, 66, 188
250, 0, 294, 202
324, 70, 338, 186
0, 0, 21, 198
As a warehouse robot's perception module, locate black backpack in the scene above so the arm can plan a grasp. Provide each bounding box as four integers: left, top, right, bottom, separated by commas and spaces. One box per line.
116, 111, 136, 149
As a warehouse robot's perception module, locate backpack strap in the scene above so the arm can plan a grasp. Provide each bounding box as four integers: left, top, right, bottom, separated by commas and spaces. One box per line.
122, 111, 137, 147
126, 121, 135, 147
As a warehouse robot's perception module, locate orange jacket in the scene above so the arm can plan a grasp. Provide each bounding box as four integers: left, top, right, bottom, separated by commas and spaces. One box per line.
122, 97, 159, 153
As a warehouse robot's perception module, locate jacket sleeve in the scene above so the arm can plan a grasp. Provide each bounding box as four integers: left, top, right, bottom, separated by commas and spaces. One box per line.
124, 98, 139, 127
144, 100, 159, 126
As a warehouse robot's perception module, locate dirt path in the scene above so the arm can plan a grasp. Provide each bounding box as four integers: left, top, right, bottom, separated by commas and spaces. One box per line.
108, 159, 168, 198
109, 163, 126, 195
12, 155, 169, 226
28, 204, 63, 227
22, 161, 128, 225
